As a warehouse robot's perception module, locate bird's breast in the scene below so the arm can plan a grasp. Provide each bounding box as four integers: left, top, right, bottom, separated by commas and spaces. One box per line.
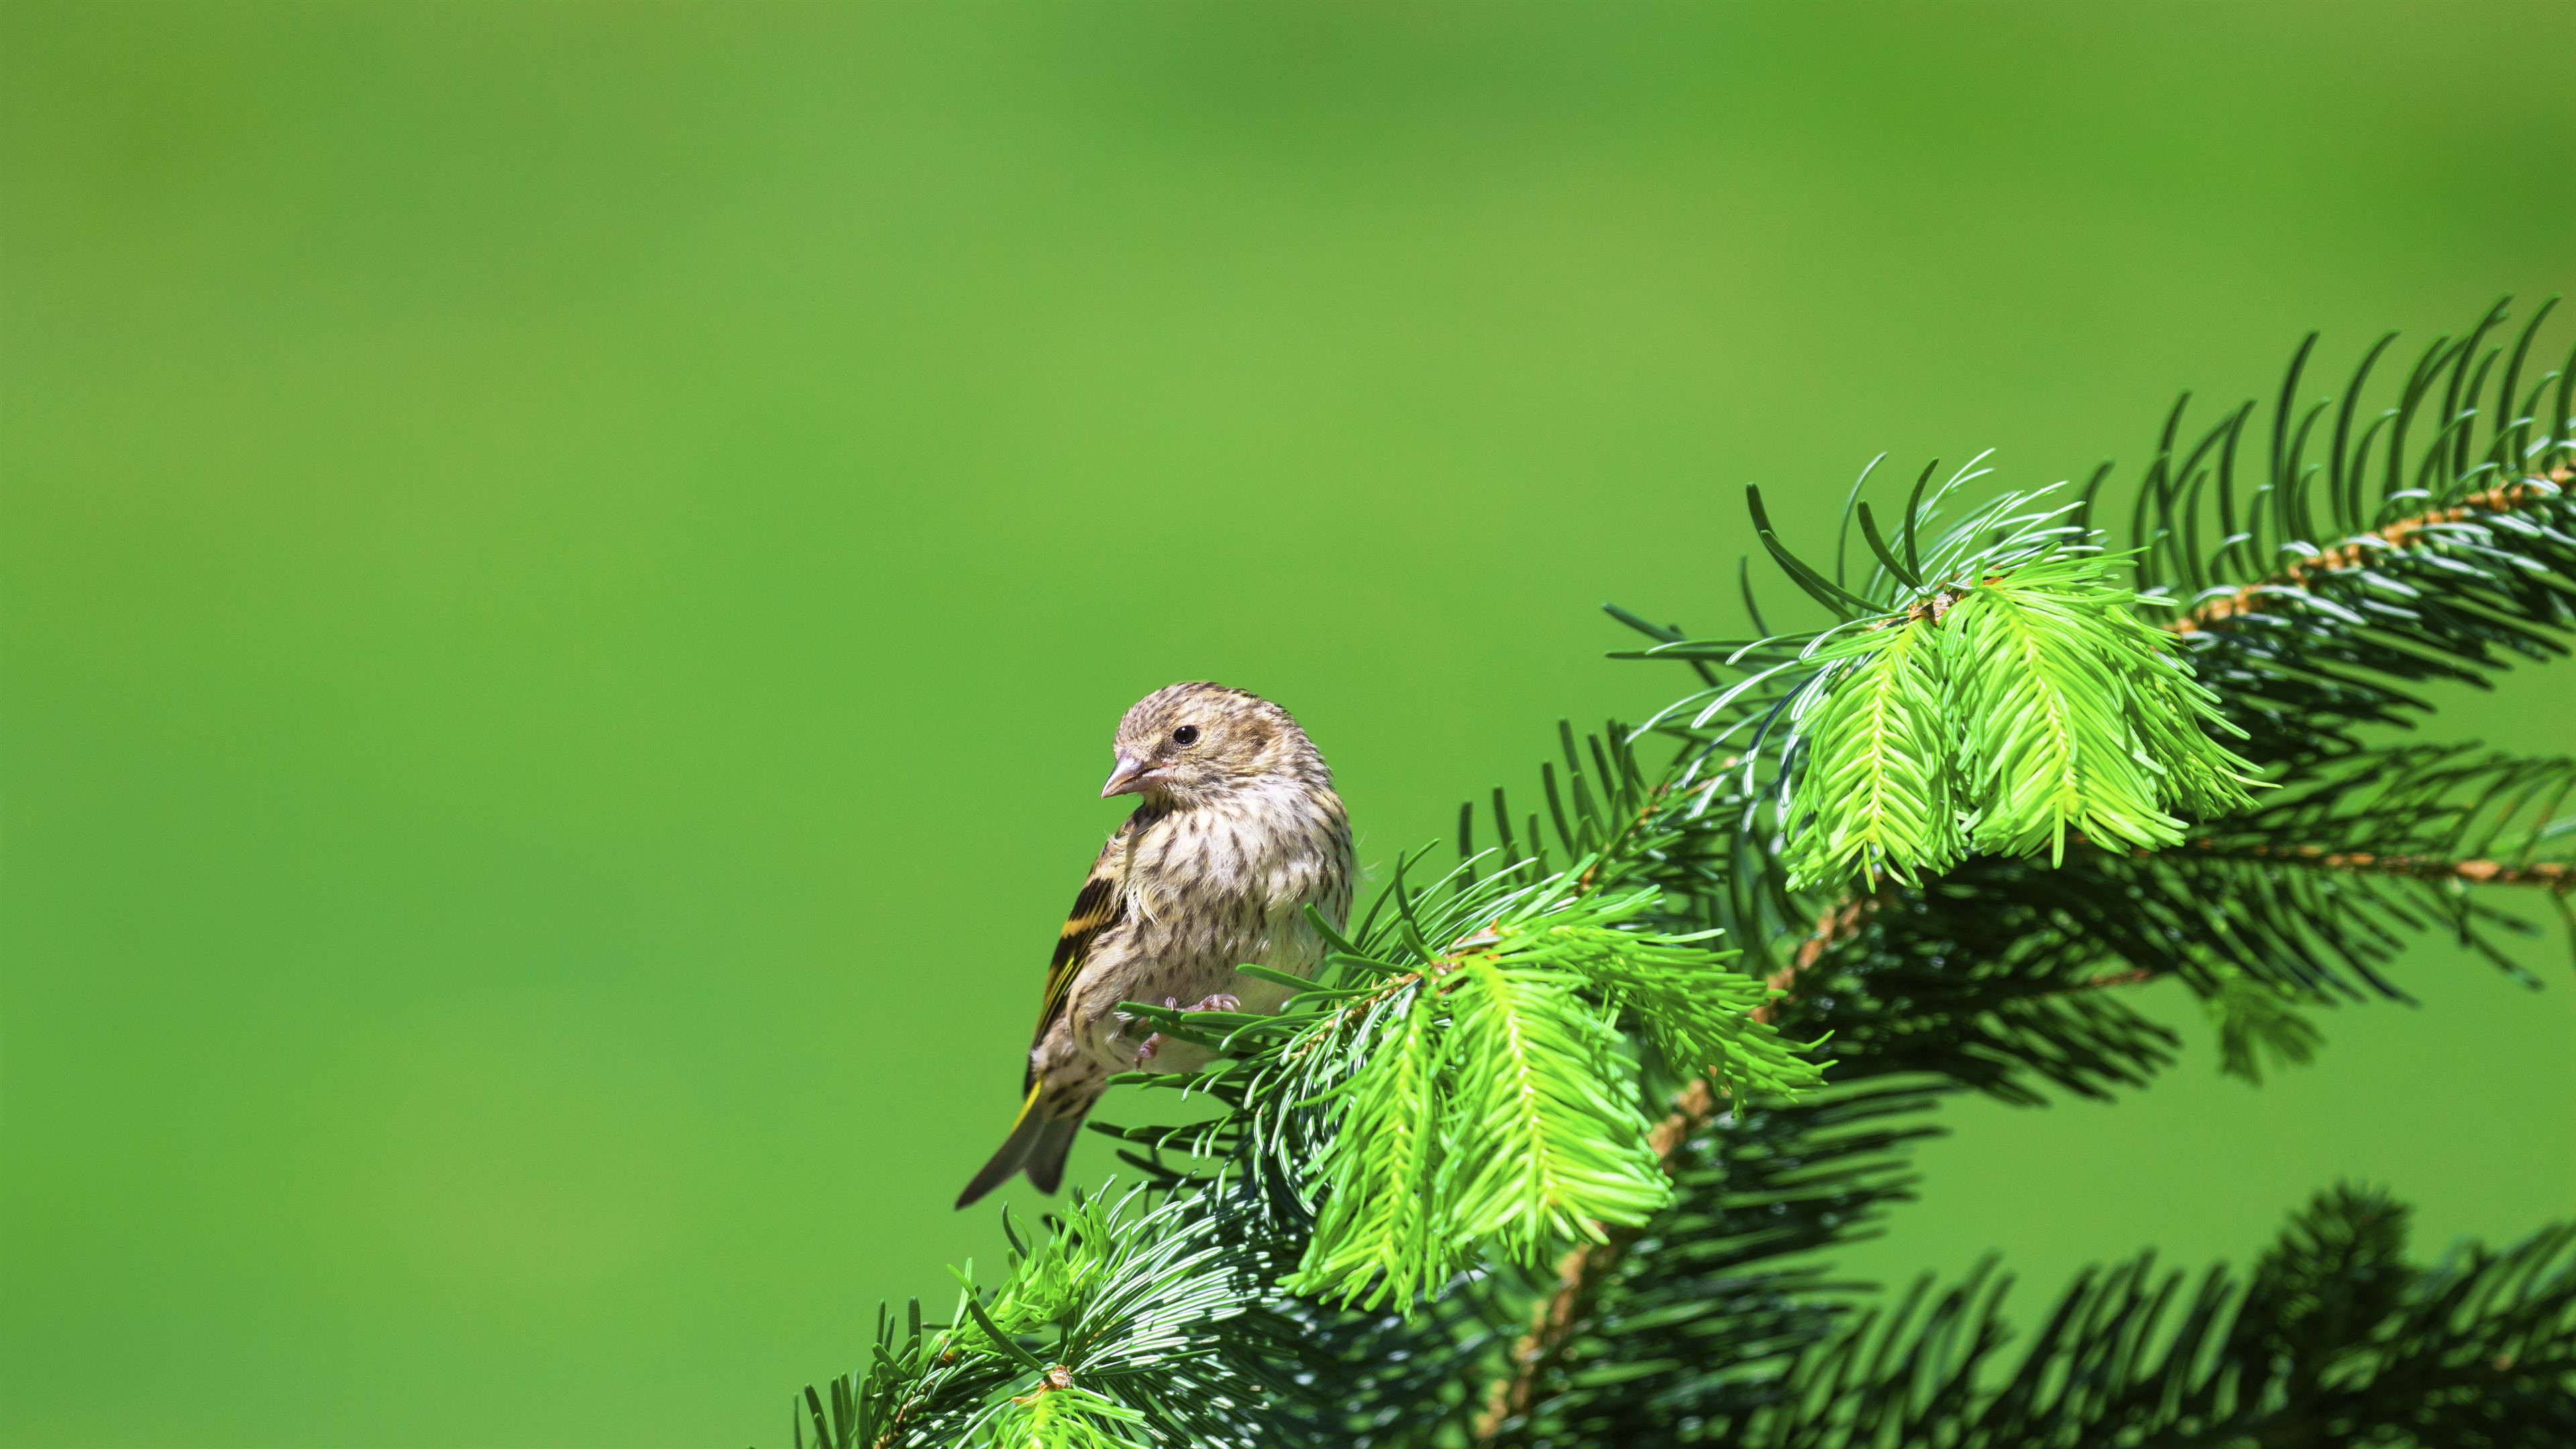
1074, 788, 1352, 1073
1127, 794, 1347, 945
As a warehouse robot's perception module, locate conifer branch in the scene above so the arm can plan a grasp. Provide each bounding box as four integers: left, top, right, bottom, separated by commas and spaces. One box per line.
1472, 794, 2572, 1433
2188, 841, 2574, 891
1466, 309, 2576, 1448
2172, 464, 2573, 635
1470, 896, 1878, 1445
1471, 862, 2226, 1440
1470, 1074, 1724, 1444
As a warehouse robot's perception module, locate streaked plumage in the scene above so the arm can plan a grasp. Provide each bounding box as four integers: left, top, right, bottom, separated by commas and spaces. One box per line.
956, 683, 1354, 1208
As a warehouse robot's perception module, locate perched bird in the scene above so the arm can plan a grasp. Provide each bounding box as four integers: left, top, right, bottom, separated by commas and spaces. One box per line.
956, 682, 1354, 1209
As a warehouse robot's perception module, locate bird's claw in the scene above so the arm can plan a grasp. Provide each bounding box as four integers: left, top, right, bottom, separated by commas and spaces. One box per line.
1130, 994, 1244, 1063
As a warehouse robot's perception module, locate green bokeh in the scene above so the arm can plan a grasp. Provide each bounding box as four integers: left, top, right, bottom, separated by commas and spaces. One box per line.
4, 4, 2572, 1446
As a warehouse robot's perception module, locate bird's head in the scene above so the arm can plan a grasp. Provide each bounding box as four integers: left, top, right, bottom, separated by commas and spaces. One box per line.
1101, 682, 1328, 806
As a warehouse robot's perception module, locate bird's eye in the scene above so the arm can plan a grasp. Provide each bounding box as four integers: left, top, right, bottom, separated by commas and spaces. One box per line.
1172, 724, 1200, 746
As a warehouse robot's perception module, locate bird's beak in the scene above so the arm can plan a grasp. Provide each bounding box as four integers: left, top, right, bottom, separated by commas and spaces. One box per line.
1102, 753, 1153, 798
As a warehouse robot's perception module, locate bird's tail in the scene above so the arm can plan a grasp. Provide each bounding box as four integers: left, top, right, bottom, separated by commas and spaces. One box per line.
955, 1083, 1091, 1209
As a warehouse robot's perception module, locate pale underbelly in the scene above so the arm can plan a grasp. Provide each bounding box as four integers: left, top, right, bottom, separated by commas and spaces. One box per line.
1081, 928, 1320, 1075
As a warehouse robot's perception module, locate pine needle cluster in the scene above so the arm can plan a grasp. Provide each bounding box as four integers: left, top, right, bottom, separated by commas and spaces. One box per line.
792, 299, 2576, 1449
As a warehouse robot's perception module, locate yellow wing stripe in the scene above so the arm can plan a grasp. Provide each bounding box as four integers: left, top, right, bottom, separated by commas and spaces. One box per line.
1034, 873, 1122, 1044
1022, 810, 1153, 1094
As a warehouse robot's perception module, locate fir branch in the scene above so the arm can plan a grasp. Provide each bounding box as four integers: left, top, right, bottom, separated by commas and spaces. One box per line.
1471, 1078, 1723, 1444
1476, 1085, 1950, 1446
1485, 537, 2576, 1436
1715, 1185, 2576, 1448
1470, 917, 1880, 1446
1496, 309, 2568, 1444
1289, 979, 1451, 1311
1284, 888, 1820, 1309
805, 1188, 1296, 1449
2192, 841, 2573, 891
1945, 555, 2257, 862
1782, 619, 1958, 887
2171, 462, 2576, 767
2173, 466, 2574, 636
2200, 963, 2324, 1085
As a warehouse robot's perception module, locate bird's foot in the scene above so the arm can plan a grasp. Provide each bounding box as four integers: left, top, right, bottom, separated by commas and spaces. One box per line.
1130, 994, 1244, 1063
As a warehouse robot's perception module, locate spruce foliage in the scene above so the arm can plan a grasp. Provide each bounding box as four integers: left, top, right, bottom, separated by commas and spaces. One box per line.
796, 301, 2576, 1449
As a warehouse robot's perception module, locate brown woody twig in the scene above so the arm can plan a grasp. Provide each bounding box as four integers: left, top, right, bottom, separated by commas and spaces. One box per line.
2171, 466, 2569, 636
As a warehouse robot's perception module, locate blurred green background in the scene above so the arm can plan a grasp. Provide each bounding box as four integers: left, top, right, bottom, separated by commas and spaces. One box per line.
5, 3, 2573, 1445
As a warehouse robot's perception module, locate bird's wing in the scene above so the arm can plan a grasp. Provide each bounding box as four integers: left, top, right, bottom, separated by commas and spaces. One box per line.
1026, 814, 1140, 1092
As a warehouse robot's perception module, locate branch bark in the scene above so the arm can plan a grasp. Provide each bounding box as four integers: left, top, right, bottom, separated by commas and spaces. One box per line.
2190, 841, 2574, 892
2170, 465, 2571, 637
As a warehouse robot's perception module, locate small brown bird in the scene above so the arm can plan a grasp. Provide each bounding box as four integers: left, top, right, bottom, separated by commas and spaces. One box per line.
956, 683, 1354, 1208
